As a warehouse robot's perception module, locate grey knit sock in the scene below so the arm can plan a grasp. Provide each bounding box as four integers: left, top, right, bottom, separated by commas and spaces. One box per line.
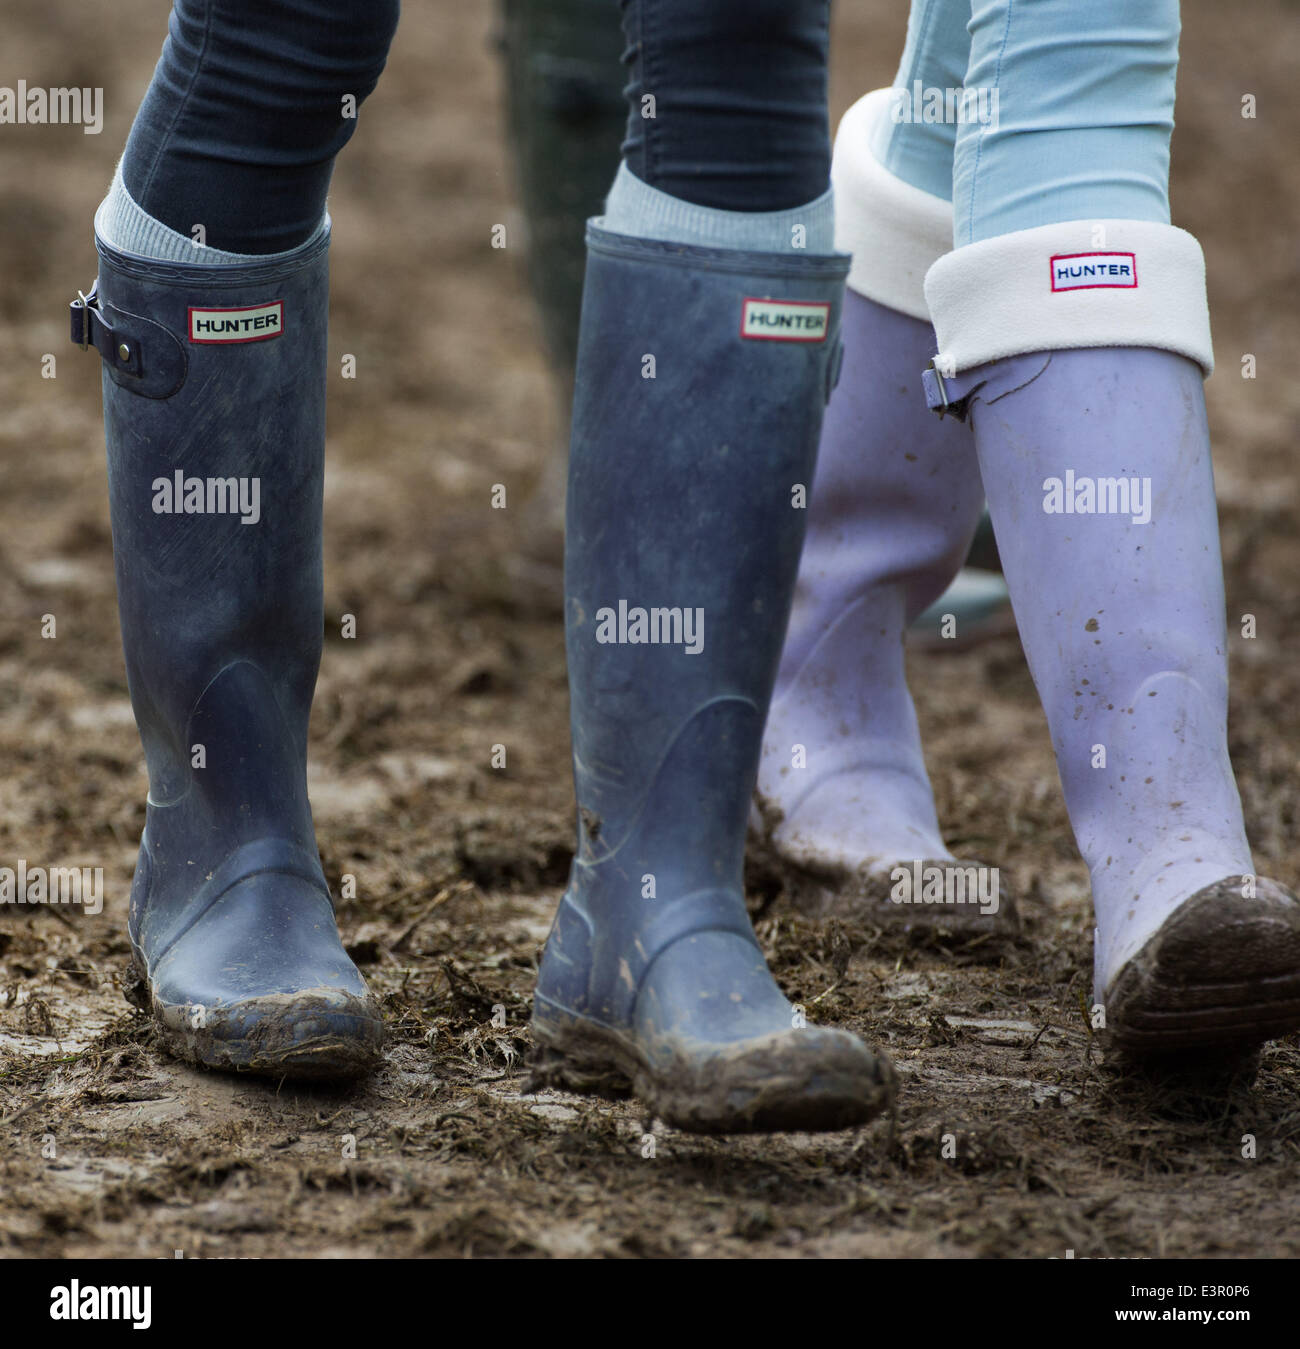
94, 162, 327, 264
599, 162, 836, 254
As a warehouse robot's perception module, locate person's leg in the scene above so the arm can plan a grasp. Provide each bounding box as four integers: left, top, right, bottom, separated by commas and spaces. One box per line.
496, 0, 628, 570
71, 0, 399, 1078
923, 0, 1300, 1053
112, 0, 396, 253
528, 0, 895, 1132
758, 2, 1013, 930
616, 0, 832, 211
869, 0, 972, 200
951, 0, 1176, 246
498, 0, 627, 407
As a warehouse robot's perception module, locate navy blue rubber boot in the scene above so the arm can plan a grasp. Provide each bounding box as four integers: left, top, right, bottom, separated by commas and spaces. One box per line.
529, 226, 897, 1133
71, 231, 383, 1079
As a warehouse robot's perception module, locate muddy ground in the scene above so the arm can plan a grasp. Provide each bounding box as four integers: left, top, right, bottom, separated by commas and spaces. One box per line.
1, 1, 1298, 1259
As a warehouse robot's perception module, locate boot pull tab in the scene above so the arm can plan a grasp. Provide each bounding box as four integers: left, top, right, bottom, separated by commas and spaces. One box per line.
69, 280, 187, 399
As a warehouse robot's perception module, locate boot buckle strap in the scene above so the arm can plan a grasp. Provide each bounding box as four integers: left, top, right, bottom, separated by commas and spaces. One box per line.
72, 287, 95, 351
68, 279, 188, 398
923, 359, 986, 422
69, 281, 140, 376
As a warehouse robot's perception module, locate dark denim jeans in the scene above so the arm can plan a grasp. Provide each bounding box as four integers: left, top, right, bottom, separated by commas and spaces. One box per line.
119, 0, 831, 253
618, 0, 833, 211
120, 0, 400, 253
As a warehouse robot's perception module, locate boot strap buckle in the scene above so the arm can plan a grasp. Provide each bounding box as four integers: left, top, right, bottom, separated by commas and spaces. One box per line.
71, 285, 97, 351
923, 358, 985, 422
68, 280, 188, 398
69, 281, 138, 375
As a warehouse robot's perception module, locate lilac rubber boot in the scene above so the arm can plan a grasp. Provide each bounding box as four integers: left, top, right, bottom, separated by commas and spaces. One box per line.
758, 91, 1013, 935
924, 219, 1300, 1056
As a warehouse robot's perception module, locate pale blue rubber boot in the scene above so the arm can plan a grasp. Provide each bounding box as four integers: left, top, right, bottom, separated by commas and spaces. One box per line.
71, 232, 383, 1079
529, 226, 896, 1132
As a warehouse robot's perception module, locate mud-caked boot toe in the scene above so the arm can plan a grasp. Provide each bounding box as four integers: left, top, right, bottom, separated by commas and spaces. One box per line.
142, 871, 383, 1079
628, 931, 895, 1133
1105, 877, 1300, 1057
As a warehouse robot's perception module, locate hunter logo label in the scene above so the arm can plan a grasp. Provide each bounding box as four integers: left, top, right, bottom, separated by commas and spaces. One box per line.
740, 298, 830, 342
1050, 252, 1138, 292
188, 300, 283, 343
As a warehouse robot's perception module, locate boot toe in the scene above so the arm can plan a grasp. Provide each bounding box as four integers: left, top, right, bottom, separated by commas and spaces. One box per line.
1107, 876, 1300, 1055
636, 1025, 896, 1135
531, 928, 896, 1133
144, 872, 384, 1079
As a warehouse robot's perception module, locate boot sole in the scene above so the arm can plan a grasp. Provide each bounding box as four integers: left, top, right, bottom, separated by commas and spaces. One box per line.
528, 1000, 896, 1135
1107, 877, 1300, 1057
134, 964, 385, 1081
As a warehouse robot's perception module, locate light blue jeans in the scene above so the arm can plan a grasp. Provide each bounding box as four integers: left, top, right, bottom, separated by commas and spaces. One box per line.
869, 0, 1181, 245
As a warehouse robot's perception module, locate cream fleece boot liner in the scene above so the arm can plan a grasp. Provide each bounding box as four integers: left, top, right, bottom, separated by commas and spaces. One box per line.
832, 88, 953, 320
924, 218, 1214, 376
